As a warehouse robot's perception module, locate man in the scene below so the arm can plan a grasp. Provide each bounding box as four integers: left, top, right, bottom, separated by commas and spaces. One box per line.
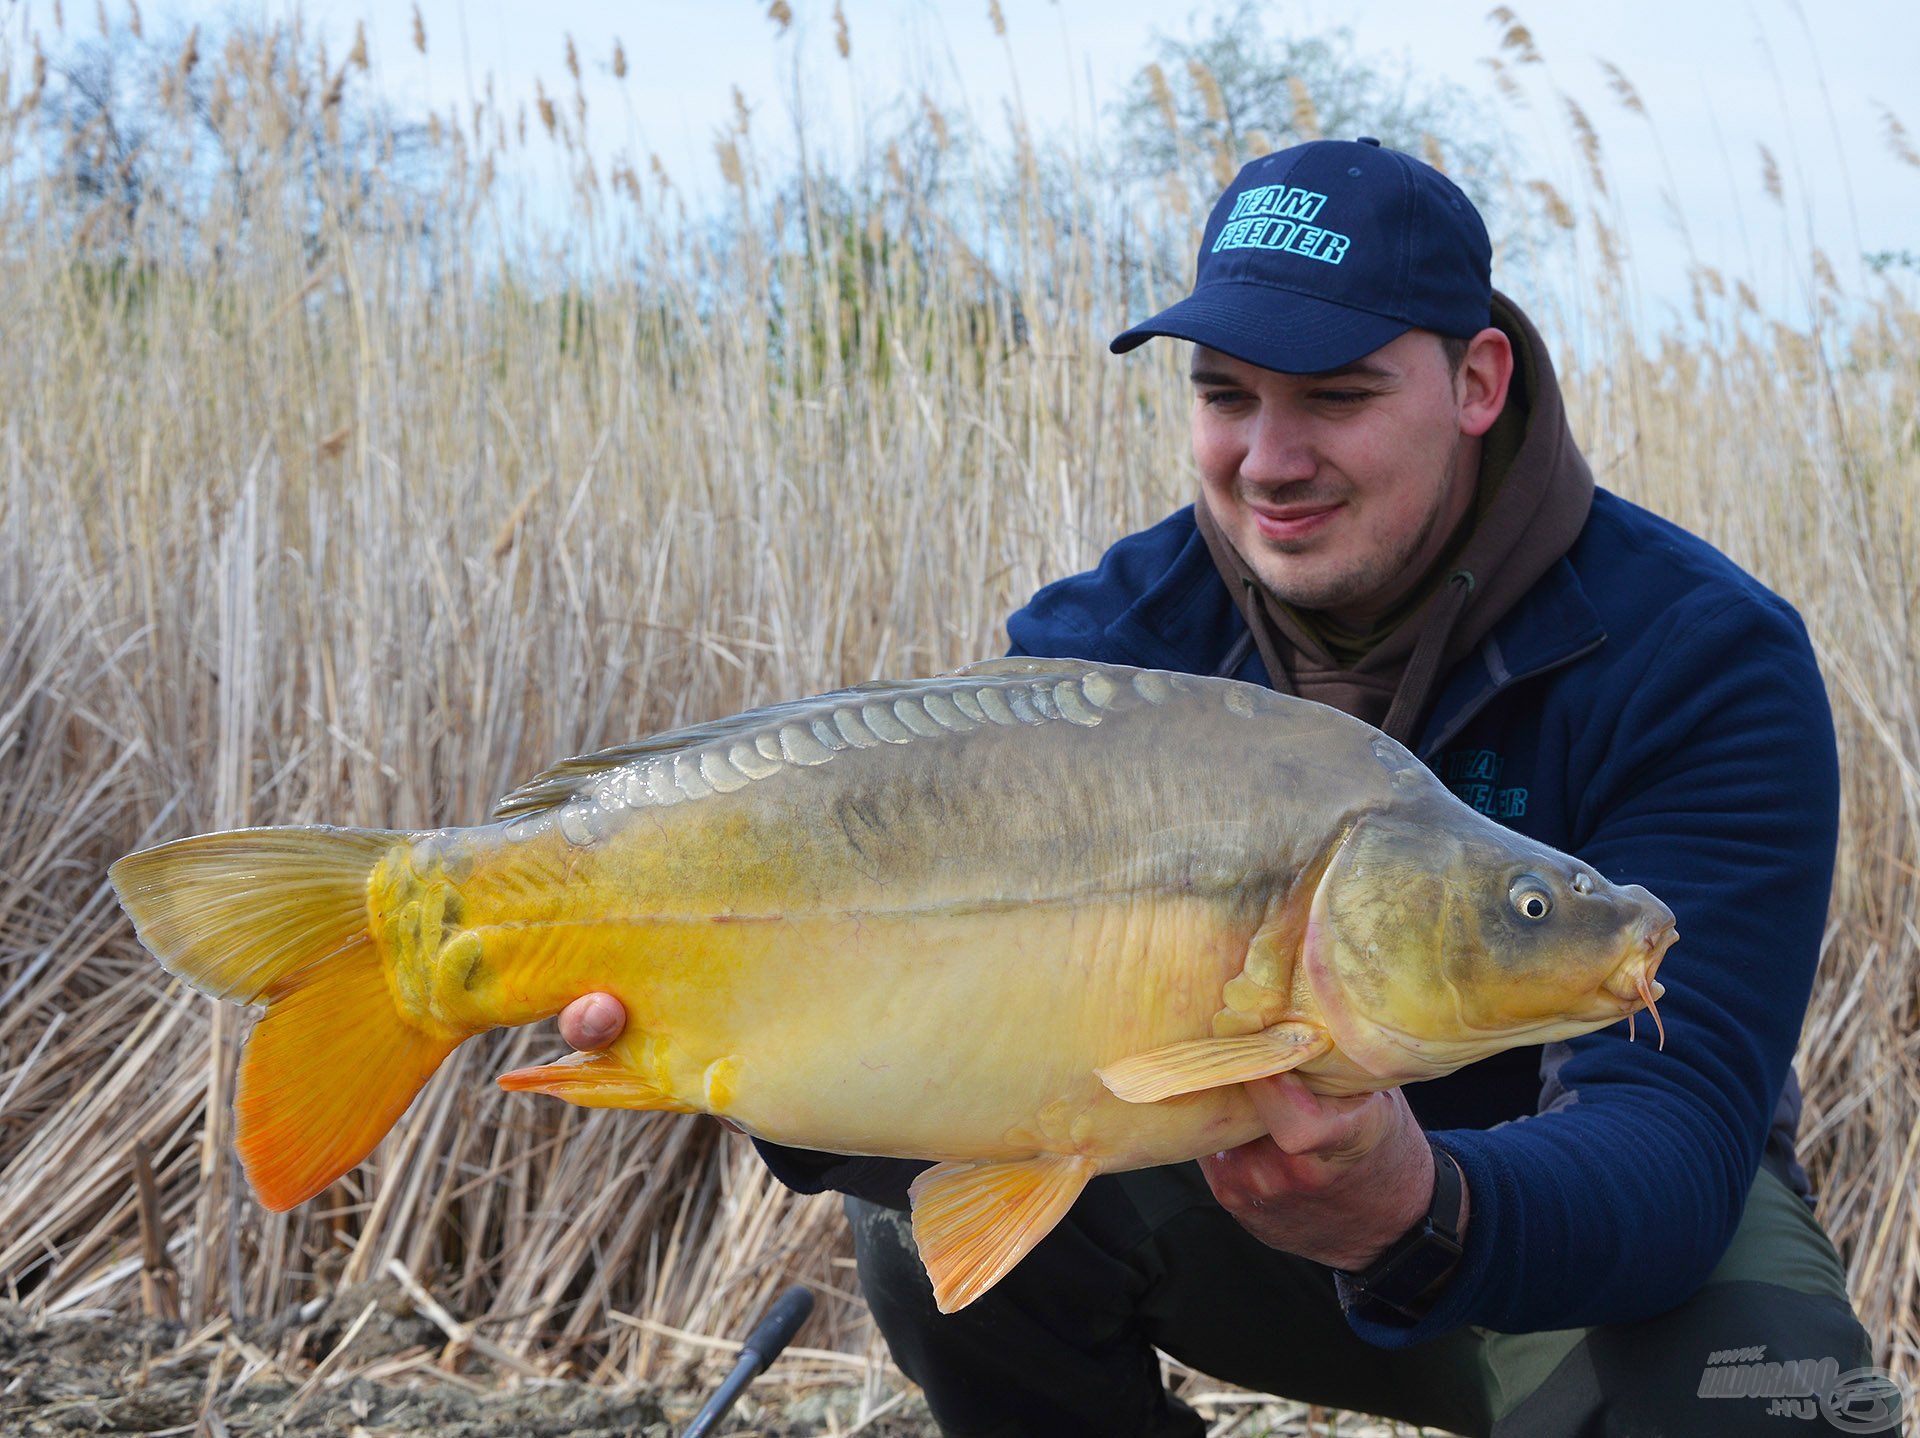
560, 140, 1896, 1435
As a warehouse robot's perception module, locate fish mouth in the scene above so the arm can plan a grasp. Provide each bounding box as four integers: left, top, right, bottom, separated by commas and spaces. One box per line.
1601, 921, 1679, 1049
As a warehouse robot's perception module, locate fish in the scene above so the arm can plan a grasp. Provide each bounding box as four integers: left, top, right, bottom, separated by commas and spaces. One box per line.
108, 657, 1677, 1313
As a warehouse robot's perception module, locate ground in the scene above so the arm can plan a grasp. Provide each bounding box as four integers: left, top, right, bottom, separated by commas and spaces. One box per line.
0, 1289, 1422, 1436
0, 1294, 934, 1438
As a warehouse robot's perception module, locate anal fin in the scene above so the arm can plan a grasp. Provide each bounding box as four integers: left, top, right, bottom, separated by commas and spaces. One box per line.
908, 1153, 1097, 1314
497, 1050, 698, 1112
1096, 1021, 1331, 1104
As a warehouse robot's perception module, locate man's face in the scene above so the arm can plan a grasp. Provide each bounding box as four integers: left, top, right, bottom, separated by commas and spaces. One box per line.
1190, 329, 1506, 621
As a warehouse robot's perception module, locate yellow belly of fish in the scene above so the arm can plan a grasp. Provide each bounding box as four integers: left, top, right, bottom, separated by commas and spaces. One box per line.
473, 895, 1271, 1173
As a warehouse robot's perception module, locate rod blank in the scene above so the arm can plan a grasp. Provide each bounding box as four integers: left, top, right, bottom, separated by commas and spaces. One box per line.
679, 1285, 816, 1438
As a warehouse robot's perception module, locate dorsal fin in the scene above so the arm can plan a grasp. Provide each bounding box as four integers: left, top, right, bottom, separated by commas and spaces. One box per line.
489, 663, 1114, 821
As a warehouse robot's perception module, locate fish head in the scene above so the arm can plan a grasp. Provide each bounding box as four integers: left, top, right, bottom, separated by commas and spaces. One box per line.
1302, 798, 1678, 1080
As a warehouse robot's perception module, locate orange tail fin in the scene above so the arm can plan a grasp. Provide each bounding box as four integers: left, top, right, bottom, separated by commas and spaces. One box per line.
109, 826, 457, 1211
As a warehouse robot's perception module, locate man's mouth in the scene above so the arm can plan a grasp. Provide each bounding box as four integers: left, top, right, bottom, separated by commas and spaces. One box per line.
1249, 500, 1343, 542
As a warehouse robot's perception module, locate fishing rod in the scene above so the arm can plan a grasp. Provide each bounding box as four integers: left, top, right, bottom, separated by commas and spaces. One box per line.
679, 1284, 816, 1438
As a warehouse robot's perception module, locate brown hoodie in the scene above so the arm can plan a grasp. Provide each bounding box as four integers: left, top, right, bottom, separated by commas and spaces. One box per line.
1193, 291, 1594, 743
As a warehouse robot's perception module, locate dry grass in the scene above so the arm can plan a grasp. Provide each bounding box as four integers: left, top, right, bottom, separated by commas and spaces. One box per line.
0, 5, 1914, 1412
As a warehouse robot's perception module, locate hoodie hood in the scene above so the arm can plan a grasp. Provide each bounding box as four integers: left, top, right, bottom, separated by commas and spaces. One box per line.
1194, 289, 1595, 741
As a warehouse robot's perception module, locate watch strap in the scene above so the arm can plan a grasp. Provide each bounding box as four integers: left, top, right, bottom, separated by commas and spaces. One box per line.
1341, 1136, 1465, 1321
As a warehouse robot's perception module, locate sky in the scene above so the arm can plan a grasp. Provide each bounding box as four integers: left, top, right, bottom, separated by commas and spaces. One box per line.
6, 0, 1916, 333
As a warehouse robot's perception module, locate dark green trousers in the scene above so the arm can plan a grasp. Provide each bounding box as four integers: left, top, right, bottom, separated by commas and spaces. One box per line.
846, 1165, 1900, 1437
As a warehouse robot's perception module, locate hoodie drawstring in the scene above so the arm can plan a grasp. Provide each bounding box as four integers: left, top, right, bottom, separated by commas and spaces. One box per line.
1239, 576, 1301, 697
1380, 569, 1475, 745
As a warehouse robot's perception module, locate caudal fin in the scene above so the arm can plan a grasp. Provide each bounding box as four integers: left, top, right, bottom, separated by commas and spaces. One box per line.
109, 826, 458, 1211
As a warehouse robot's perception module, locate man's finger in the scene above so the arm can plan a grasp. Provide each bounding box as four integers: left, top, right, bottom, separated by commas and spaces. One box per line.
559, 992, 626, 1050
1245, 1074, 1386, 1159
1242, 1072, 1345, 1150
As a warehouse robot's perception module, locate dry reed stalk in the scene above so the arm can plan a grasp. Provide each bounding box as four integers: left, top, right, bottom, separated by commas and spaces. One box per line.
0, 12, 1913, 1397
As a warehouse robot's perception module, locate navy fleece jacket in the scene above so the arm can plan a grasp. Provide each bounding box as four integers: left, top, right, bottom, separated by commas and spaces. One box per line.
755, 488, 1839, 1349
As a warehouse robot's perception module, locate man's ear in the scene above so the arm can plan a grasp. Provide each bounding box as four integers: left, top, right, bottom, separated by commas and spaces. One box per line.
1456, 327, 1514, 439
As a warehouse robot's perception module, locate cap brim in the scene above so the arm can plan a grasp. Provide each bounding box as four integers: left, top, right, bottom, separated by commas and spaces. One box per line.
1110, 282, 1412, 374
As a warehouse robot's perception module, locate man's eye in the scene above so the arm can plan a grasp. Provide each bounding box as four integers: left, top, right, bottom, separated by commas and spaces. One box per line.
1198, 390, 1250, 408
1312, 389, 1372, 406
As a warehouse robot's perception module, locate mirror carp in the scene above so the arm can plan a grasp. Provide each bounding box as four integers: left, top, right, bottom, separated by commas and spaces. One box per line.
110, 657, 1676, 1312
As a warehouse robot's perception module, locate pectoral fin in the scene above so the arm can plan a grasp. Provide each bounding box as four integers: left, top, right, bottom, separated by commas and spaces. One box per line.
496, 1050, 697, 1112
908, 1153, 1098, 1313
1096, 1022, 1331, 1104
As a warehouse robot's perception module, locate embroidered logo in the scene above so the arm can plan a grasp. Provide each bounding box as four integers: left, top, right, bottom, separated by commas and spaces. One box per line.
1438, 748, 1529, 820
1211, 184, 1350, 265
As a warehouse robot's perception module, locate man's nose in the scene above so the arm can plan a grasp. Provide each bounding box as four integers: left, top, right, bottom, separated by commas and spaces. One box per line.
1241, 416, 1317, 485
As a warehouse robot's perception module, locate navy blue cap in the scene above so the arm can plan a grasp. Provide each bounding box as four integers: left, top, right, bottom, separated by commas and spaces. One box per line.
1111, 138, 1492, 373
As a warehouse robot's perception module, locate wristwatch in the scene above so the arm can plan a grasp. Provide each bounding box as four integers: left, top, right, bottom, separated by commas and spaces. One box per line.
1338, 1137, 1465, 1321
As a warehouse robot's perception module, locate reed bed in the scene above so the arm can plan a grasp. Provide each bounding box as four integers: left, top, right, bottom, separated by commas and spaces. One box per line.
0, 5, 1915, 1403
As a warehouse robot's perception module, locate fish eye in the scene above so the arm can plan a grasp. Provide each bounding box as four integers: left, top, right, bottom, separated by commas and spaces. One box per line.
1570, 870, 1594, 895
1510, 876, 1553, 921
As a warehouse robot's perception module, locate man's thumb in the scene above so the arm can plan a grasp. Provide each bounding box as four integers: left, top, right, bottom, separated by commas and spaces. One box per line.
562, 992, 626, 1050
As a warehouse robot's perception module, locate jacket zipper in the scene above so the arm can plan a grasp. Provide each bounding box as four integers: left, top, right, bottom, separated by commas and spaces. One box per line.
1419, 634, 1606, 761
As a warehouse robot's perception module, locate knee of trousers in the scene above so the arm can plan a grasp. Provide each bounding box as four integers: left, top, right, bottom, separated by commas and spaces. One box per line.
840, 1195, 1207, 1438
841, 1185, 1164, 1347
844, 1196, 937, 1320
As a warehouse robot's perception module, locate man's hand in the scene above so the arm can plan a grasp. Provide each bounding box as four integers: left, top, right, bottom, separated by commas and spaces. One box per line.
554, 993, 742, 1134
1198, 1073, 1465, 1273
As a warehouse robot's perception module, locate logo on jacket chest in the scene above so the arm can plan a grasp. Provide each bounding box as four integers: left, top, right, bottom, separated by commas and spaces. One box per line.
1435, 748, 1530, 821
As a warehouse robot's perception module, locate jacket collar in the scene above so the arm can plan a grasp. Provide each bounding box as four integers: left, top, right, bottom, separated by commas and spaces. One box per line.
1100, 508, 1239, 673
1413, 555, 1606, 759
1094, 505, 1607, 751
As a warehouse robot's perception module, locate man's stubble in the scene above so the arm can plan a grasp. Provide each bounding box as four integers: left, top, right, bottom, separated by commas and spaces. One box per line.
1243, 426, 1466, 619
